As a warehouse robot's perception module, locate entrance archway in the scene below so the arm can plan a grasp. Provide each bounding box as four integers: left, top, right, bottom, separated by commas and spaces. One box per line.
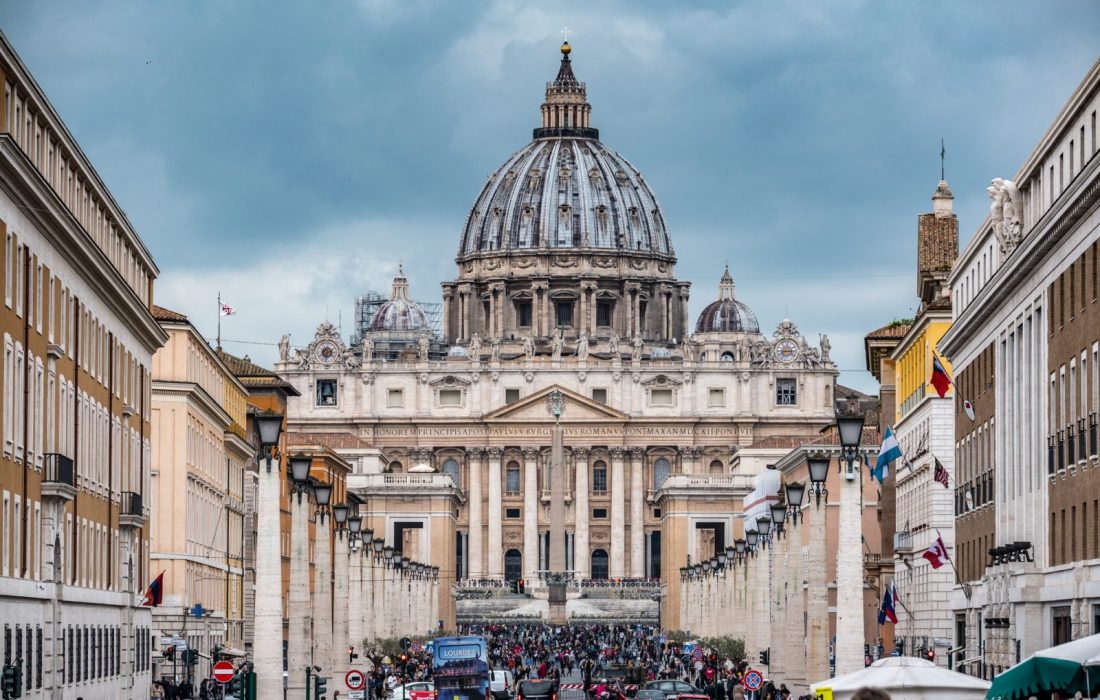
591, 549, 609, 580
504, 549, 522, 582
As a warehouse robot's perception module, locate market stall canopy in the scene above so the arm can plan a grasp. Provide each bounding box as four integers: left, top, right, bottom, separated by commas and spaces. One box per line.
811, 656, 990, 700
988, 633, 1100, 700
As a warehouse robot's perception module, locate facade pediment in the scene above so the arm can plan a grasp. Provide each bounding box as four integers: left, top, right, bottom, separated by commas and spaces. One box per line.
483, 385, 627, 422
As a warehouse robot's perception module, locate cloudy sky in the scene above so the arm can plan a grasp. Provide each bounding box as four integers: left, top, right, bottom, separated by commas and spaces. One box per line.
4, 1, 1097, 392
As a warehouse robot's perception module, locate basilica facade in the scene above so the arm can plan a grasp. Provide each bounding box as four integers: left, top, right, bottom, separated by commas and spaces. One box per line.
279, 42, 840, 630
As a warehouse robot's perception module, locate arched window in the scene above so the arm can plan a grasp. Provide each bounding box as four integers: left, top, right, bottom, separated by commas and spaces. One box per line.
592, 460, 608, 493
653, 458, 670, 489
720, 352, 735, 362
504, 549, 522, 582
591, 549, 609, 580
506, 461, 521, 495
442, 458, 460, 486
389, 461, 403, 473
709, 459, 724, 474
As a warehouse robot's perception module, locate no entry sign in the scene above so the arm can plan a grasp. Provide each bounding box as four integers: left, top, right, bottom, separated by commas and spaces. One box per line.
213, 660, 235, 684
743, 670, 763, 691
346, 669, 367, 690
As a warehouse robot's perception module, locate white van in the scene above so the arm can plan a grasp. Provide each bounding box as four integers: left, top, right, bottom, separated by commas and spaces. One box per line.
490, 669, 515, 700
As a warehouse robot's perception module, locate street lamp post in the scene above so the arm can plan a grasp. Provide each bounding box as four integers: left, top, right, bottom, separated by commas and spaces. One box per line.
834, 410, 867, 676
287, 454, 313, 696
332, 502, 351, 677
252, 412, 285, 700
312, 478, 334, 677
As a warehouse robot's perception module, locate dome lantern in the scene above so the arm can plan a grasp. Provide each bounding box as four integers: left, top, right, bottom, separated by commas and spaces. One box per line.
695, 266, 760, 334
535, 42, 598, 140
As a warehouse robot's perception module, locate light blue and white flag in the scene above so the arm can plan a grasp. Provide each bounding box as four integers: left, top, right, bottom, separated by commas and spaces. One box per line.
873, 426, 902, 483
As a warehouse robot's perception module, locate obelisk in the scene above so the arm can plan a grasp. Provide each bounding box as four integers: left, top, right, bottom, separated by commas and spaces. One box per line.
548, 390, 566, 572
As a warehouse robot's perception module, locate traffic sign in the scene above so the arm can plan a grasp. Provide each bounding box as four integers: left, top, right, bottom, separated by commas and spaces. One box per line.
346, 669, 367, 690
212, 660, 235, 684
410, 641, 424, 653
743, 670, 763, 691
691, 647, 704, 661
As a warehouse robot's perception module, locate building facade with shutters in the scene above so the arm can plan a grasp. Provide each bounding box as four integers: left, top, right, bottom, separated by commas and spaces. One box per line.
0, 29, 165, 699
941, 57, 1100, 679
280, 42, 842, 632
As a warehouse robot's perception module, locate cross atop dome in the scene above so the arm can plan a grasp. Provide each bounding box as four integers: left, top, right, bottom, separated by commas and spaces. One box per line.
535, 40, 598, 140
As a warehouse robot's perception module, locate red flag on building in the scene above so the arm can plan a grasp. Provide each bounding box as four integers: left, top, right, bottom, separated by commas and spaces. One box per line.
141, 571, 165, 607
931, 356, 952, 398
922, 536, 950, 569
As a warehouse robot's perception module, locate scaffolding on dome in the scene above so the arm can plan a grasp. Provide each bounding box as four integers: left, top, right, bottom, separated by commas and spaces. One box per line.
350, 292, 442, 346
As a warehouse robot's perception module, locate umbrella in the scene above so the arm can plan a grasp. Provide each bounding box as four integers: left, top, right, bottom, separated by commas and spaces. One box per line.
811, 656, 990, 700
987, 633, 1100, 699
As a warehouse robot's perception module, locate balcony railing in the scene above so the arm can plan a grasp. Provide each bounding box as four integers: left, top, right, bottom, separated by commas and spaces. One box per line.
894, 531, 913, 553
120, 491, 144, 528
42, 453, 77, 501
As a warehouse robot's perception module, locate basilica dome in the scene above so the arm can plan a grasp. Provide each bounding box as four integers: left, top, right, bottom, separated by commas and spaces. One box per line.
457, 44, 672, 259
369, 267, 430, 334
695, 267, 760, 334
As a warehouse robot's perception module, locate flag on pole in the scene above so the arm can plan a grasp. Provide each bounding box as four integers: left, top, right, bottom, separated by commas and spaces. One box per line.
878, 582, 898, 625
922, 535, 950, 569
873, 426, 902, 483
220, 302, 236, 317
931, 355, 952, 398
933, 458, 950, 488
141, 570, 165, 607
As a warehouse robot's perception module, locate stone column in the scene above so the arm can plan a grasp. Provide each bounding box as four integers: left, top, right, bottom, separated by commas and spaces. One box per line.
348, 545, 363, 657
332, 531, 349, 676
373, 555, 386, 641
491, 283, 505, 337
806, 493, 829, 685
442, 286, 453, 340
533, 282, 548, 338
573, 448, 590, 578
487, 448, 503, 578
467, 448, 484, 579
254, 458, 284, 700
609, 447, 626, 578
522, 447, 540, 579
363, 551, 376, 642
835, 458, 865, 676
314, 511, 333, 676
288, 493, 312, 696
629, 448, 646, 578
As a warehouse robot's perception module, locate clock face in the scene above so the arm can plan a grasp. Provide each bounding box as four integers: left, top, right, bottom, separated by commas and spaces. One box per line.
315, 340, 339, 364
774, 339, 799, 363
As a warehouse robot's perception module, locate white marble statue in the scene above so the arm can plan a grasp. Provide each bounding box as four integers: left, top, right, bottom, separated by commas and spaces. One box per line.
469, 333, 482, 360
988, 177, 1024, 254
576, 331, 589, 360
342, 347, 359, 370
551, 332, 564, 361
682, 335, 696, 362
631, 334, 643, 361
490, 336, 501, 361
608, 332, 620, 357
523, 334, 536, 360
819, 334, 831, 363
278, 334, 290, 362
418, 335, 430, 360
362, 338, 374, 363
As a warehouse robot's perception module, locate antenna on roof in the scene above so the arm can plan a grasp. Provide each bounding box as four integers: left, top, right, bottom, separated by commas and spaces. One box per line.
940, 138, 946, 181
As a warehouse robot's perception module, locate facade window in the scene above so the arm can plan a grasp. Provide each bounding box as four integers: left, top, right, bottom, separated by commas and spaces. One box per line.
505, 461, 521, 494
708, 388, 725, 407
504, 549, 522, 582
596, 301, 613, 327
709, 459, 724, 474
592, 508, 608, 519
442, 458, 460, 486
592, 461, 608, 493
555, 301, 573, 328
653, 458, 670, 489
515, 300, 532, 327
505, 508, 521, 519
1053, 606, 1072, 646
316, 379, 337, 406
650, 388, 673, 406
591, 388, 607, 404
720, 352, 734, 362
438, 389, 462, 407
505, 388, 520, 405
776, 378, 797, 405
387, 388, 404, 408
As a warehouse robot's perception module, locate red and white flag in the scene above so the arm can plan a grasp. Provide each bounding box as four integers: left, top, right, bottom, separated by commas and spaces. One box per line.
220, 302, 236, 317
933, 458, 950, 489
922, 535, 950, 569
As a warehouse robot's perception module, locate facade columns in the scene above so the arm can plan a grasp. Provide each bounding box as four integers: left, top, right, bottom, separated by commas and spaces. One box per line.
806, 498, 829, 684
573, 448, 591, 578
835, 463, 866, 676
522, 447, 540, 578
314, 512, 333, 676
532, 282, 548, 337
487, 448, 503, 578
629, 448, 645, 577
490, 283, 505, 337
254, 459, 283, 700
467, 448, 484, 579
363, 551, 376, 642
609, 447, 626, 578
332, 531, 349, 676
288, 494, 312, 696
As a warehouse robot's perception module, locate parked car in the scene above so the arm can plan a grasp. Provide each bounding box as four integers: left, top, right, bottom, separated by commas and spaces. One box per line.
674, 694, 709, 700
517, 678, 557, 700
634, 690, 666, 700
641, 680, 697, 699
392, 681, 435, 700
490, 669, 516, 700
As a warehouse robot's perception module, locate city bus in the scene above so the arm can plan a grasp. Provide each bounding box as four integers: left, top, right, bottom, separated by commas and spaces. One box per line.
432, 635, 490, 700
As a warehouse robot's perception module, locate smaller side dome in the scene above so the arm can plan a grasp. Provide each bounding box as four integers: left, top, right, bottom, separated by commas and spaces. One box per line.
368, 266, 431, 333
695, 266, 760, 334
